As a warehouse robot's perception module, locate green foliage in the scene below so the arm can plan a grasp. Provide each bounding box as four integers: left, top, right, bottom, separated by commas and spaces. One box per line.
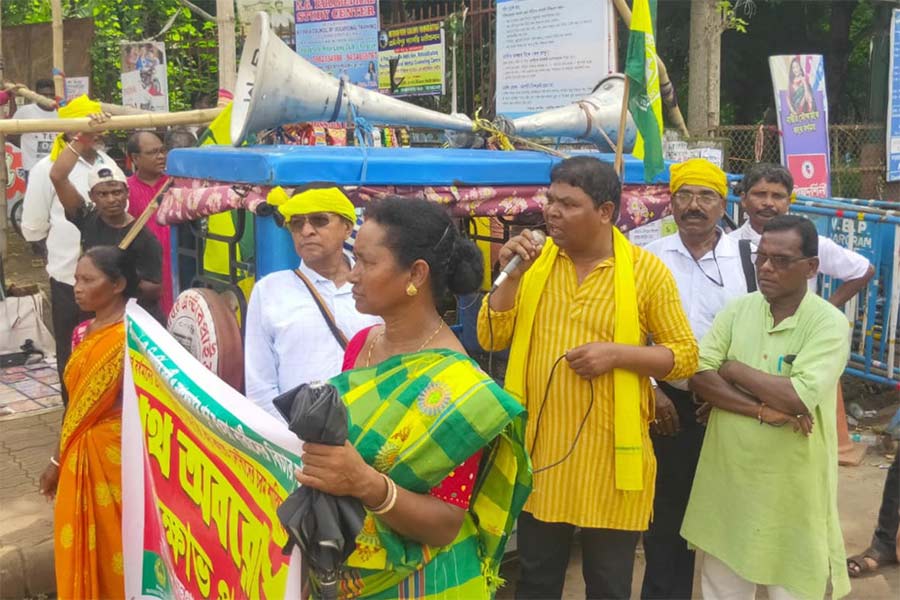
718, 1, 749, 34
2, 0, 220, 111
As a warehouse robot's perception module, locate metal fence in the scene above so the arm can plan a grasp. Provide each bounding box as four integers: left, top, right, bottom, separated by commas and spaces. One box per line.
714, 124, 898, 201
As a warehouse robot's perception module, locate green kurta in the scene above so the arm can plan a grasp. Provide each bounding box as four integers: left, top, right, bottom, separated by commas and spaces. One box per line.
681, 291, 851, 599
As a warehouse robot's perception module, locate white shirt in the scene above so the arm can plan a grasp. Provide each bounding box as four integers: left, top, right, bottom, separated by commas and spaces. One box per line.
730, 220, 871, 290
21, 152, 114, 285
14, 103, 59, 170
646, 230, 752, 342
244, 261, 382, 417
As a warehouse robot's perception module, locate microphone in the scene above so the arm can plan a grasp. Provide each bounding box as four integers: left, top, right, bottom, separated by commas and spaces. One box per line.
491, 230, 546, 291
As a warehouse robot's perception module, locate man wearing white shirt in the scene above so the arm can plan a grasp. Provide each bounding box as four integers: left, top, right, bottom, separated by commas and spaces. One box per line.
643, 158, 756, 600
730, 163, 874, 306
244, 187, 380, 417
21, 141, 113, 405
9, 79, 59, 172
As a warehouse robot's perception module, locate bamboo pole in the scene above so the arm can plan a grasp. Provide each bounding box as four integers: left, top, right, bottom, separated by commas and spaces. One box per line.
3, 81, 153, 115
51, 0, 64, 99
613, 78, 631, 176
0, 107, 223, 134
217, 0, 237, 94
119, 179, 175, 250
612, 0, 689, 138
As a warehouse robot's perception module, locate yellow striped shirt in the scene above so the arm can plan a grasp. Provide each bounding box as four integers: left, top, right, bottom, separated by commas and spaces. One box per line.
477, 244, 697, 530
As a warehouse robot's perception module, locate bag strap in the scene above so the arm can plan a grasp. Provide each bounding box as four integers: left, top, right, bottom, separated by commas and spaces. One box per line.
739, 239, 758, 293
293, 268, 349, 350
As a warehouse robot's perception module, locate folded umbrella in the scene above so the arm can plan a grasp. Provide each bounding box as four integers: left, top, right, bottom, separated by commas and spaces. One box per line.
274, 382, 366, 600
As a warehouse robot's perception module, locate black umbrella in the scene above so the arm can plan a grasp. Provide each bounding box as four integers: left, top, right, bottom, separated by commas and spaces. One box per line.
274, 382, 366, 600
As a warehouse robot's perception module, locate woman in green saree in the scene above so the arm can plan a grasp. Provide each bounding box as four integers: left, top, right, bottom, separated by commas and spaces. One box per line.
295, 197, 532, 599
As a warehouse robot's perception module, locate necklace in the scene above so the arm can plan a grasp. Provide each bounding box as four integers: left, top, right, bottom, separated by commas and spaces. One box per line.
366, 321, 445, 367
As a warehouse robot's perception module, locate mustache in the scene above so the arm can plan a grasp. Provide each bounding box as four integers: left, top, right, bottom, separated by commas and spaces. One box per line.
682, 211, 708, 220
757, 208, 778, 216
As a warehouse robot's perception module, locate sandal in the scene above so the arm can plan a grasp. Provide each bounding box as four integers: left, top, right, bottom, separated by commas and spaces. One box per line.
847, 545, 897, 578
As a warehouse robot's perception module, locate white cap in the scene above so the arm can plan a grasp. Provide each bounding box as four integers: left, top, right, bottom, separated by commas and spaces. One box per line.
88, 162, 127, 191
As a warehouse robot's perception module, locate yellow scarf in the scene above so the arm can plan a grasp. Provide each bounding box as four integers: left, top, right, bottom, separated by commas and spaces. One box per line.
49, 95, 103, 161
504, 226, 643, 490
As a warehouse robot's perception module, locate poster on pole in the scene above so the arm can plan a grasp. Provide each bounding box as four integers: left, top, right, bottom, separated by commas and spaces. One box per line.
64, 76, 90, 102
122, 304, 303, 599
294, 0, 379, 90
887, 9, 900, 181
495, 0, 615, 118
769, 54, 831, 197
237, 0, 296, 48
377, 22, 445, 97
121, 42, 170, 113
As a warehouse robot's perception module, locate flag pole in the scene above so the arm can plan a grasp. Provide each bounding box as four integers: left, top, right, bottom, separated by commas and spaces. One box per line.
613, 78, 630, 177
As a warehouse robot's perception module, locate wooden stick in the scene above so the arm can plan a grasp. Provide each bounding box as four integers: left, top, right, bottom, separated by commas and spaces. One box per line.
51, 0, 64, 99
612, 0, 689, 138
119, 179, 175, 250
613, 78, 630, 176
0, 107, 223, 134
3, 81, 156, 115
217, 0, 237, 94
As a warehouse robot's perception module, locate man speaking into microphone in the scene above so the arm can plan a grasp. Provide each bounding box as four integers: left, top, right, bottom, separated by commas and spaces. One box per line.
477, 156, 698, 600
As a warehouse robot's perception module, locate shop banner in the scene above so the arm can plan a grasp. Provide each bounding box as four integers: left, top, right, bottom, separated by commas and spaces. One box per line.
888, 9, 900, 181
377, 22, 445, 97
121, 41, 170, 113
122, 304, 303, 599
496, 0, 615, 118
294, 0, 379, 90
769, 54, 831, 197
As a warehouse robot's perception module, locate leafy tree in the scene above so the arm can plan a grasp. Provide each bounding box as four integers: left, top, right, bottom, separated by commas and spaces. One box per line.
2, 0, 220, 111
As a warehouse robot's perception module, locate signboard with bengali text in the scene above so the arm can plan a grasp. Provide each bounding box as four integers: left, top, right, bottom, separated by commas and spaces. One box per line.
122, 305, 303, 600
769, 54, 831, 197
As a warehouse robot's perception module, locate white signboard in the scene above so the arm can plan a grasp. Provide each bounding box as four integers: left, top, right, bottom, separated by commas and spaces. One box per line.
121, 41, 169, 113
888, 9, 900, 181
496, 0, 615, 118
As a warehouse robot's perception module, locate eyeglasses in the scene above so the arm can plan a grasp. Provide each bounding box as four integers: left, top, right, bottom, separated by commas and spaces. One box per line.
752, 252, 811, 270
672, 190, 722, 207
288, 213, 335, 231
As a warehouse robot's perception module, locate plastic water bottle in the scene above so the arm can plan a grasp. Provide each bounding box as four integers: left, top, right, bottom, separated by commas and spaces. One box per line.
851, 432, 880, 446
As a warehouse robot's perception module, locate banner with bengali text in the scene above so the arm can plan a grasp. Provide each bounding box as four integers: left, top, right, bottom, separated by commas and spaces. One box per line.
122, 304, 303, 600
377, 22, 445, 97
295, 0, 379, 90
769, 54, 831, 198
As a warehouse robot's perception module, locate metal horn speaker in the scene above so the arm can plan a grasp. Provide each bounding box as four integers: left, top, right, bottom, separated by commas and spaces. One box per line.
231, 12, 474, 145
495, 75, 637, 153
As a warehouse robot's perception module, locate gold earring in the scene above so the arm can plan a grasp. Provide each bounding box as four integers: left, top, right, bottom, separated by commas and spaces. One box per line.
406, 282, 418, 297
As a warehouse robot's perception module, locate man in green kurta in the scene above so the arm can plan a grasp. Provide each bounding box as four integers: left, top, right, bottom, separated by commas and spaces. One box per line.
683, 215, 851, 599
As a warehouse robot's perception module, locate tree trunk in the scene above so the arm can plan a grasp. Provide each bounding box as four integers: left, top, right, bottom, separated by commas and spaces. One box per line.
688, 0, 721, 135
826, 0, 858, 121
216, 0, 237, 94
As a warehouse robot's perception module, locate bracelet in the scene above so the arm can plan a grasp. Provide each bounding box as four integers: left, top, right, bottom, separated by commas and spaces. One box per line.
49, 456, 60, 467
367, 472, 398, 515
65, 143, 82, 159
757, 403, 766, 425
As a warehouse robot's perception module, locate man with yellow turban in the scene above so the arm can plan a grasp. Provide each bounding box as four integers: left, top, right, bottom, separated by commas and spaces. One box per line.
21, 95, 117, 406
642, 157, 756, 600
243, 185, 380, 416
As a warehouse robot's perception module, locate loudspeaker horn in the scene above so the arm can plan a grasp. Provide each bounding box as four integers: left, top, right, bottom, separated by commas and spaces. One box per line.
231, 12, 473, 145
495, 75, 637, 153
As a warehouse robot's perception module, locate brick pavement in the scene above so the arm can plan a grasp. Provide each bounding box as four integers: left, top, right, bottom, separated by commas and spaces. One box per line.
0, 407, 62, 599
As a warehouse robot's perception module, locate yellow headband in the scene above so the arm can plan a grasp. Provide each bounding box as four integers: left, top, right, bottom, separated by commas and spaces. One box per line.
669, 158, 728, 198
50, 95, 104, 161
266, 186, 357, 225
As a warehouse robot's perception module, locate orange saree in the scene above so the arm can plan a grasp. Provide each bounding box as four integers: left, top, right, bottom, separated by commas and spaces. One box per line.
54, 321, 126, 600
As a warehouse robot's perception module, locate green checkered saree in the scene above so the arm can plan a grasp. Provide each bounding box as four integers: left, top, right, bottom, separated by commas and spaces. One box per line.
322, 349, 532, 599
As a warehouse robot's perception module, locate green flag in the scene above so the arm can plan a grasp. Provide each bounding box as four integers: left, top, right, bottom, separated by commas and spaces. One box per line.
625, 0, 665, 182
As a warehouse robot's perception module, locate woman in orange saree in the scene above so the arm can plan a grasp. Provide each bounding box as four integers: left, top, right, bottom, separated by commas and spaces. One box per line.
39, 246, 140, 599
